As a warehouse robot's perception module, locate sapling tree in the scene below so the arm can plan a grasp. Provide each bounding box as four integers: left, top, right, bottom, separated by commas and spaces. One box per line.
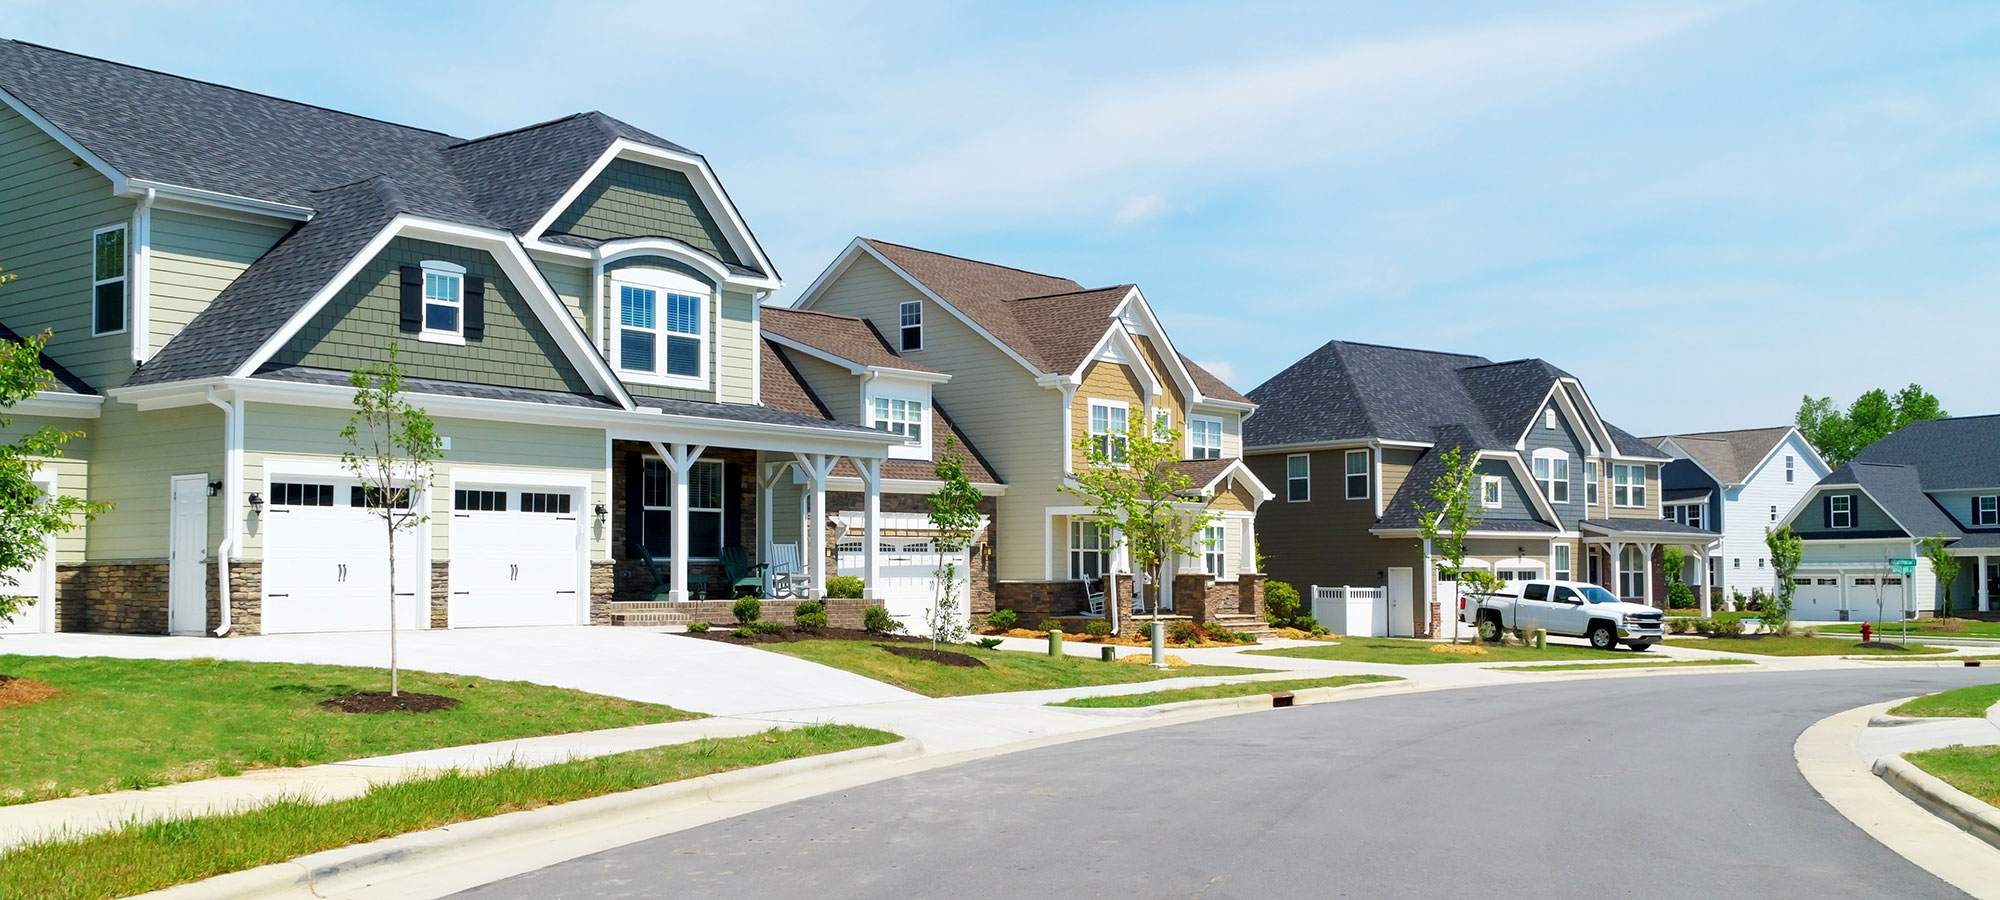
341, 345, 442, 696
925, 435, 982, 650
0, 312, 108, 633
1920, 533, 1959, 620
1762, 525, 1803, 634
1415, 446, 1485, 644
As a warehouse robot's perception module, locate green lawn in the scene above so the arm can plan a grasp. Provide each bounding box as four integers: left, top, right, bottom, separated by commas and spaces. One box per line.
1666, 611, 1756, 623
762, 640, 1268, 697
0, 724, 896, 900
0, 656, 693, 805
1889, 684, 2000, 718
1493, 659, 1757, 672
1821, 620, 2000, 637
1048, 674, 1400, 708
1662, 637, 1950, 657
1244, 637, 1635, 665
1905, 745, 2000, 807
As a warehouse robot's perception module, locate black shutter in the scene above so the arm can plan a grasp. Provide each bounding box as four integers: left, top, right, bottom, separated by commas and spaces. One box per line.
724, 461, 744, 554
463, 275, 486, 339
623, 452, 645, 558
1822, 495, 1832, 529
398, 266, 423, 332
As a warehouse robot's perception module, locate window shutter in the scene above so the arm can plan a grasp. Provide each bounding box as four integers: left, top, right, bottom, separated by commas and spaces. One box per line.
463, 275, 486, 339
623, 453, 645, 558
724, 462, 744, 554
398, 266, 423, 332
1822, 495, 1831, 529
1976, 497, 1983, 525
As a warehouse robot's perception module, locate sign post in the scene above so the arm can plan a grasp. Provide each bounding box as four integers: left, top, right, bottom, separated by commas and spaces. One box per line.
1890, 558, 1918, 643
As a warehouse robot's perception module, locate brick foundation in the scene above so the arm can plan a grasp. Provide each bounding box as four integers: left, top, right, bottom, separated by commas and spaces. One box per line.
995, 579, 1089, 621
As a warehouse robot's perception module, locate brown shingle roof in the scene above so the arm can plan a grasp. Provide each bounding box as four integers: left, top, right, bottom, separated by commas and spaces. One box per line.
758, 340, 832, 420
761, 305, 940, 374
831, 403, 1002, 486
1645, 425, 1796, 485
1180, 354, 1249, 404
1001, 286, 1132, 376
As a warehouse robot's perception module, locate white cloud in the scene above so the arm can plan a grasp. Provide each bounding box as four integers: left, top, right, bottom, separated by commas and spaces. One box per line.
1113, 194, 1170, 223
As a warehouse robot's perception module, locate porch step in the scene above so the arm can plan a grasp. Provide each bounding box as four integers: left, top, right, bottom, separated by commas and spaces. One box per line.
1210, 613, 1273, 639
606, 600, 737, 628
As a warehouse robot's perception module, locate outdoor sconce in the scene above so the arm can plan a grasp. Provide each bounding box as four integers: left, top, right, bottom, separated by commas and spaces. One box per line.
593, 503, 608, 518
248, 492, 264, 510
207, 480, 223, 497
1516, 546, 1524, 555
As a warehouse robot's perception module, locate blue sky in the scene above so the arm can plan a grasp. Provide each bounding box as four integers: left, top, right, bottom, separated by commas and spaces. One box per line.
8, 1, 1994, 435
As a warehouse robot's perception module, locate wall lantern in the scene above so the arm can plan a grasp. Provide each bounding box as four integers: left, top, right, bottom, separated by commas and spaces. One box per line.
248, 492, 264, 509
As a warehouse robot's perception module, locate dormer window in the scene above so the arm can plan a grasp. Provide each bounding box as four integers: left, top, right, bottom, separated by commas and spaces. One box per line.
1189, 415, 1223, 460
420, 261, 465, 343
872, 397, 924, 443
612, 270, 709, 388
899, 300, 922, 351
1975, 495, 1997, 527
1533, 449, 1570, 503
91, 224, 127, 335
1543, 408, 1557, 430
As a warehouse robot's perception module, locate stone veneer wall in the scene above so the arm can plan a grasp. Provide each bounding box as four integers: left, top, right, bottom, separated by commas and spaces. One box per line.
430, 560, 450, 629
57, 561, 170, 634
993, 579, 1089, 621
208, 560, 262, 636
589, 559, 615, 625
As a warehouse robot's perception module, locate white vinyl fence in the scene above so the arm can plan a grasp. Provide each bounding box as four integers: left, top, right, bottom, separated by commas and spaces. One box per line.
1312, 585, 1387, 637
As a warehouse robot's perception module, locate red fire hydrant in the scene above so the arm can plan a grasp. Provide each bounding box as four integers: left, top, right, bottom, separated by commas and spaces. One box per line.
1861, 622, 1872, 643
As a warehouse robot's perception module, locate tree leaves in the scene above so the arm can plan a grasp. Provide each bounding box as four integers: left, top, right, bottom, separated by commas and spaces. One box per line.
1796, 384, 1948, 468
0, 327, 107, 626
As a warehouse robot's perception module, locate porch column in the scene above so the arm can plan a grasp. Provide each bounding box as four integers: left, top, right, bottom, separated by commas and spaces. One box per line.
1696, 546, 1712, 618
856, 457, 883, 601
1609, 541, 1624, 599
1240, 516, 1258, 574
1639, 542, 1658, 608
649, 441, 706, 603
1980, 555, 1990, 613
794, 453, 838, 599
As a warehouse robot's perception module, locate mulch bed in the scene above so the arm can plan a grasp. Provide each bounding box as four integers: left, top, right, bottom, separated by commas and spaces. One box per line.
1855, 641, 1923, 652
881, 645, 986, 668
0, 674, 58, 709
319, 691, 461, 714
677, 625, 931, 646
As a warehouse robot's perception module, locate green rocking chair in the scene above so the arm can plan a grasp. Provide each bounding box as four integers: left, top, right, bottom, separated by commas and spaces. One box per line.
633, 543, 708, 600
719, 546, 768, 599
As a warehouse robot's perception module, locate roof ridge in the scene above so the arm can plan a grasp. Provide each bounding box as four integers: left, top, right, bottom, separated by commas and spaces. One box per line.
443, 112, 592, 149
1004, 284, 1135, 303
862, 238, 1078, 284
1460, 357, 1553, 371
2, 39, 457, 140
1325, 338, 1492, 361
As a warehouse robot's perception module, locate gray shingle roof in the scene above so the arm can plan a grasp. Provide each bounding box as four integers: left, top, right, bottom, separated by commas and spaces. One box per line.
1644, 425, 1795, 484
1851, 416, 2000, 492
0, 321, 95, 395
1375, 426, 1484, 529
254, 365, 616, 408
1816, 461, 1962, 540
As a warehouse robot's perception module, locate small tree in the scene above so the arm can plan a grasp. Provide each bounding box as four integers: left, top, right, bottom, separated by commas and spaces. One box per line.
340, 345, 442, 696
1920, 533, 1960, 619
0, 322, 108, 631
1762, 525, 1803, 633
1662, 546, 1696, 610
1415, 446, 1484, 644
925, 435, 982, 650
1064, 419, 1214, 665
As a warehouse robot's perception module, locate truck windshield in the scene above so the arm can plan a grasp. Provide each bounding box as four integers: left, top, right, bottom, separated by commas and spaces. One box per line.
1579, 586, 1621, 604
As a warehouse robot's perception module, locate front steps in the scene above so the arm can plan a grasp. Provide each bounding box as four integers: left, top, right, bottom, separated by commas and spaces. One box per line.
606, 600, 737, 628
1211, 613, 1274, 640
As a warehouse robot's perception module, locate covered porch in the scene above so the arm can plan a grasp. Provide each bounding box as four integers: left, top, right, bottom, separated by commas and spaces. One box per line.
1578, 518, 1721, 615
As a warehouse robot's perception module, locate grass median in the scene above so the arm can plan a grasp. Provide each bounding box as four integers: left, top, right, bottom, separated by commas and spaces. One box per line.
762, 639, 1267, 697
1821, 619, 2000, 638
1889, 684, 2000, 718
0, 723, 898, 900
1049, 674, 1400, 708
1904, 745, 2000, 807
0, 655, 693, 805
1662, 636, 1950, 656
1244, 637, 1633, 665
1492, 659, 1756, 672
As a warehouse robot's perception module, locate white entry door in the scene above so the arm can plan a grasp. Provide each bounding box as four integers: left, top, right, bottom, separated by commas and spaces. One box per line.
1387, 567, 1415, 638
0, 477, 53, 634
262, 476, 424, 634
168, 474, 209, 635
449, 484, 585, 628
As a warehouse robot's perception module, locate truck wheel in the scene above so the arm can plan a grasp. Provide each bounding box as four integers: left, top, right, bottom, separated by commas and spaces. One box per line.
1625, 641, 1652, 652
1477, 615, 1502, 643
1588, 623, 1617, 650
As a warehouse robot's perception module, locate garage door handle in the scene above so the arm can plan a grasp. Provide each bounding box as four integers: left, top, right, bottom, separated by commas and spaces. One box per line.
395, 592, 417, 597
556, 590, 577, 595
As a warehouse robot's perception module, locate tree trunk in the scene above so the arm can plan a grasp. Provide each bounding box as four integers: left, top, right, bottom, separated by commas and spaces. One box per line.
386, 516, 399, 697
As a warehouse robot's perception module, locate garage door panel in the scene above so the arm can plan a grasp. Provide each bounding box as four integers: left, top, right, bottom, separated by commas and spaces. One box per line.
449, 484, 583, 629
262, 479, 424, 635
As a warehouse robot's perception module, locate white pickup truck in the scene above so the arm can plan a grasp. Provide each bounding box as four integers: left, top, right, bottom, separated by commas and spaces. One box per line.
1459, 579, 1666, 651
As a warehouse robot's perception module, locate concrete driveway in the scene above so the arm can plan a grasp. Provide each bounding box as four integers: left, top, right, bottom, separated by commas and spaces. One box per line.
0, 627, 919, 715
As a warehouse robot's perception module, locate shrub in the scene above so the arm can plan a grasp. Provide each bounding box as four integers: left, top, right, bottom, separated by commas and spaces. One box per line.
1292, 615, 1321, 633
826, 575, 865, 599
1692, 618, 1714, 634
793, 600, 828, 630
1168, 620, 1204, 645
862, 604, 898, 634
1931, 617, 1968, 633
685, 621, 710, 634
1038, 618, 1063, 633
1711, 617, 1744, 636
1666, 618, 1690, 635
1198, 620, 1241, 644
1083, 620, 1112, 638
985, 609, 1019, 632
1265, 580, 1302, 625
1236, 632, 1256, 643
732, 596, 763, 624
1746, 587, 1768, 612
752, 620, 784, 635
730, 626, 755, 639
1667, 582, 1697, 610
971, 637, 1004, 650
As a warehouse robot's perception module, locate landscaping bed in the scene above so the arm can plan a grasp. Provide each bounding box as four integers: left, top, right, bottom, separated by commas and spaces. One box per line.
677, 625, 931, 646
1888, 684, 2000, 719
1245, 637, 1634, 665
0, 656, 694, 805
1904, 744, 2000, 807
0, 724, 897, 900
1661, 636, 1950, 656
761, 639, 1269, 697
1049, 674, 1400, 708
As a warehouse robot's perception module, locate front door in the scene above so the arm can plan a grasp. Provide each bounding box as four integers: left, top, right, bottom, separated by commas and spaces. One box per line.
1586, 549, 1602, 586
1386, 567, 1414, 637
168, 474, 209, 635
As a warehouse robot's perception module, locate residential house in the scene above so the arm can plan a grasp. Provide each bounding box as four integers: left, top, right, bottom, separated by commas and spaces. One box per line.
1243, 340, 1715, 637
1644, 426, 1830, 606
1779, 415, 2000, 622
790, 239, 1272, 635
0, 41, 951, 636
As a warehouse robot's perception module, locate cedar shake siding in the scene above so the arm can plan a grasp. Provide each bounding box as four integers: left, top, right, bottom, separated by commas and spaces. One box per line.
548, 158, 741, 265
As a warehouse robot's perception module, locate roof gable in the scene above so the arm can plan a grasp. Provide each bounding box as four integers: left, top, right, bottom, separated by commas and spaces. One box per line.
760, 306, 940, 375
1851, 415, 2000, 491
1644, 425, 1801, 484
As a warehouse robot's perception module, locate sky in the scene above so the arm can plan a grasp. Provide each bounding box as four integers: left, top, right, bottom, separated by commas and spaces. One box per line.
6, 0, 1995, 435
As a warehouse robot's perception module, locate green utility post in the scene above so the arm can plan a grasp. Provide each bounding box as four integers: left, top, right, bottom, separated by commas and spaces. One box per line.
1048, 627, 1063, 657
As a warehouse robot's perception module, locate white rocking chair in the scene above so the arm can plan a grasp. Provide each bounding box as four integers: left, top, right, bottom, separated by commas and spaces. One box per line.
767, 544, 810, 599
1085, 576, 1106, 617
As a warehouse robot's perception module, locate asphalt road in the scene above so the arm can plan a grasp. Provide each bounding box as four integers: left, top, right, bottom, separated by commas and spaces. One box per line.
453, 668, 1999, 899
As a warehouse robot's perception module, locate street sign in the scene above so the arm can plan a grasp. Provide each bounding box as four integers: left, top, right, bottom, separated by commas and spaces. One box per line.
1890, 557, 1917, 574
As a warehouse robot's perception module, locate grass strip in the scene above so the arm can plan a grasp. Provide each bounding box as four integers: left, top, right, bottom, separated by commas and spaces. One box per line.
1662, 636, 1950, 656
1905, 745, 2000, 807
1491, 659, 1756, 672
1048, 674, 1399, 708
1889, 684, 2000, 719
1822, 620, 2000, 637
763, 640, 1268, 697
1244, 637, 1634, 665
0, 655, 694, 806
0, 724, 897, 900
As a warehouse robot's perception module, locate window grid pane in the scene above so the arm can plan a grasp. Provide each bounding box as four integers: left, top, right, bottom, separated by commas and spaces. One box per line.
664, 293, 701, 336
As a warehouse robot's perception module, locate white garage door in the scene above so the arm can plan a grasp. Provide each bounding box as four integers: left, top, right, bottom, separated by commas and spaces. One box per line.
837, 538, 969, 630
448, 485, 584, 628
1791, 576, 1843, 621
262, 478, 425, 634
1847, 575, 1908, 623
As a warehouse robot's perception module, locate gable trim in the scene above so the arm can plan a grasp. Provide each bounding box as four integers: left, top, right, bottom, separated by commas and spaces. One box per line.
521, 139, 776, 283
1739, 427, 1830, 487
1193, 458, 1276, 505
1073, 319, 1162, 400
0, 84, 126, 190
1490, 450, 1566, 526
1515, 379, 1607, 456
1109, 287, 1210, 405
1782, 481, 1911, 537
797, 239, 1050, 381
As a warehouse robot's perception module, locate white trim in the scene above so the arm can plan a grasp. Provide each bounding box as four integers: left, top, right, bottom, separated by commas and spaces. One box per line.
760, 331, 948, 382
0, 85, 128, 189
1247, 438, 1435, 455
1829, 493, 1855, 529
898, 299, 923, 352
1108, 287, 1207, 405
1611, 462, 1648, 509
1188, 413, 1224, 460
1495, 452, 1565, 525
130, 187, 154, 363
89, 222, 129, 336
1086, 398, 1131, 463
1530, 447, 1572, 505
14, 392, 103, 418
1072, 319, 1163, 400
417, 260, 466, 345
607, 267, 709, 390
1286, 453, 1310, 502
1481, 475, 1503, 509
1190, 457, 1276, 505
1344, 448, 1371, 500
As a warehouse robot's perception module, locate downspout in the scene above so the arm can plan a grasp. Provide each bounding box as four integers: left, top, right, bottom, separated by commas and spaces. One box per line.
204, 387, 243, 636
130, 187, 156, 365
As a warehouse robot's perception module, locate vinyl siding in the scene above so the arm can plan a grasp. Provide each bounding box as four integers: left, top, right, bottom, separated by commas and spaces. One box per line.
85, 401, 223, 560
1931, 490, 1999, 531
547, 159, 740, 265
1074, 361, 1145, 470
239, 402, 608, 559
784, 349, 862, 425
602, 258, 725, 403
1189, 405, 1243, 459
1790, 488, 1901, 539
1378, 448, 1420, 507
268, 237, 593, 395
1474, 458, 1538, 522
0, 104, 136, 389
716, 289, 756, 404
1209, 481, 1257, 513
1719, 432, 1825, 596
0, 416, 90, 562
1521, 398, 1586, 527
539, 260, 592, 337
148, 209, 288, 356
1247, 448, 1400, 590
803, 253, 1061, 581
1129, 334, 1186, 434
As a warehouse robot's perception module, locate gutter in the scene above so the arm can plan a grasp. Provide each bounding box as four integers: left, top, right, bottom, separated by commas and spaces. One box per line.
203, 387, 245, 636
130, 187, 155, 365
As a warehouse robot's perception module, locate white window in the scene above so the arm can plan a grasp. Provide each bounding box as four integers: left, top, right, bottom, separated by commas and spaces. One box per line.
640, 458, 724, 559
1286, 454, 1309, 502
1069, 519, 1110, 581
1544, 408, 1558, 430
1585, 460, 1599, 506
1733, 558, 1741, 569
91, 224, 127, 335
1151, 407, 1173, 441
615, 276, 707, 386
1481, 476, 1502, 509
1533, 451, 1570, 503
419, 260, 465, 342
1785, 455, 1795, 483
1554, 545, 1572, 581
1686, 504, 1703, 530
1087, 400, 1129, 464
899, 300, 922, 351
871, 397, 924, 444
1612, 464, 1646, 508
1770, 505, 1777, 522
1202, 524, 1227, 579
1757, 558, 1764, 568
1830, 494, 1853, 529
1619, 545, 1646, 598
1975, 495, 1998, 527
1345, 449, 1370, 500
1188, 415, 1223, 460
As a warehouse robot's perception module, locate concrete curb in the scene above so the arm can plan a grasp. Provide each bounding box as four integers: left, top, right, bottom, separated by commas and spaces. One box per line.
1051, 678, 1409, 718
1874, 754, 2000, 853
132, 738, 922, 900
1494, 662, 1763, 677
1868, 713, 1933, 727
